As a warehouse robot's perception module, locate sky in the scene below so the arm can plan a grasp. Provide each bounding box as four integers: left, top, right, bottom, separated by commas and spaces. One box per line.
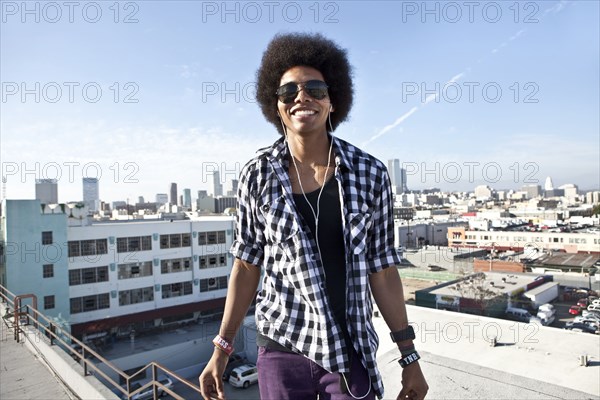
1, 0, 599, 204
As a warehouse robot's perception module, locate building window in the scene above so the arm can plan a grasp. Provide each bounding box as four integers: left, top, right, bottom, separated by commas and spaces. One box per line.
68, 241, 80, 258
71, 293, 111, 314
161, 257, 192, 274
117, 237, 128, 253
117, 236, 152, 253
199, 275, 228, 292
119, 287, 154, 306
199, 253, 228, 269
161, 281, 193, 299
207, 232, 217, 245
68, 266, 109, 286
42, 231, 53, 245
198, 232, 207, 245
44, 295, 55, 310
218, 231, 226, 244
117, 262, 153, 280
159, 233, 191, 249
43, 264, 54, 278
69, 239, 107, 257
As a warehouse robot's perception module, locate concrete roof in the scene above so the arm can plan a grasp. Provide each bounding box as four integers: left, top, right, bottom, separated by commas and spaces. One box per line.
430, 272, 539, 298
538, 253, 599, 268
374, 305, 600, 398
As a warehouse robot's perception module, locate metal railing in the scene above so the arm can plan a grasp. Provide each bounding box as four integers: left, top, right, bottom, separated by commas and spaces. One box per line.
0, 284, 203, 400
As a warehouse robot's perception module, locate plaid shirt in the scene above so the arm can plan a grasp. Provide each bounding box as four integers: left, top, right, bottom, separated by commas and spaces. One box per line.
230, 135, 400, 398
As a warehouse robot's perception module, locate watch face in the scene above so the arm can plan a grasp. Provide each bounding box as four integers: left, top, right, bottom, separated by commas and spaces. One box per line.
391, 326, 415, 342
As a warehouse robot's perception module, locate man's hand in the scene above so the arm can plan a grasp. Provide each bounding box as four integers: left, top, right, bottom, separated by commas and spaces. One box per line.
397, 361, 428, 400
199, 350, 229, 400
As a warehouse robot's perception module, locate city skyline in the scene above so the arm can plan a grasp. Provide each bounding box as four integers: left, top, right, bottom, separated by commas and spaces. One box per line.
2, 1, 599, 203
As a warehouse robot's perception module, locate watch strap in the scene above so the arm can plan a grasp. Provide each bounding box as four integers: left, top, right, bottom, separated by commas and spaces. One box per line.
390, 325, 416, 343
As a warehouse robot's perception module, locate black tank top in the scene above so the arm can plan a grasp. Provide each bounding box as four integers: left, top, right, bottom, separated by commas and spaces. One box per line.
257, 177, 350, 352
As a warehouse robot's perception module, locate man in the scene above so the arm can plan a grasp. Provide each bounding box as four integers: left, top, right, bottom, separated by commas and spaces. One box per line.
200, 32, 428, 400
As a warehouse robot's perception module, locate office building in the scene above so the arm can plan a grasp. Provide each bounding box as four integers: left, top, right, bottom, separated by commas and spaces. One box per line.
213, 171, 223, 197
387, 159, 408, 195
35, 179, 58, 204
183, 189, 192, 209
1, 199, 235, 340
82, 177, 100, 212
170, 183, 178, 206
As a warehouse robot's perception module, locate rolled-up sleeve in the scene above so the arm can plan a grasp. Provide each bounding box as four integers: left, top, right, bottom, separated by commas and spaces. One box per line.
230, 163, 264, 267
367, 168, 401, 273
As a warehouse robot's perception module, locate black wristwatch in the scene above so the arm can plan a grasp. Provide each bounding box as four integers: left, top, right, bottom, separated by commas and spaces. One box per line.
390, 325, 415, 343
398, 351, 420, 368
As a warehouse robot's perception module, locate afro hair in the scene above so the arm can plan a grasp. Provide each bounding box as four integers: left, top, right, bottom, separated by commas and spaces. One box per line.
255, 32, 354, 135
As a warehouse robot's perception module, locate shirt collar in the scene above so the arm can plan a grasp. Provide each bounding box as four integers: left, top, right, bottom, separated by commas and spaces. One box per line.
257, 135, 354, 172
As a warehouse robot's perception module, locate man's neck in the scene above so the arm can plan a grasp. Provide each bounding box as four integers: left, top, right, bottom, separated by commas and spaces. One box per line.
286, 130, 331, 167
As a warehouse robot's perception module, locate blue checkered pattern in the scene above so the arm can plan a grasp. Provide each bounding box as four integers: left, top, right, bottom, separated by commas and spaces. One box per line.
230, 135, 401, 398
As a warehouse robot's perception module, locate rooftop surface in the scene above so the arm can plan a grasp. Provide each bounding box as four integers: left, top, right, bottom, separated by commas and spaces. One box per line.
375, 304, 600, 398
0, 326, 74, 400
430, 271, 539, 298
2, 300, 599, 399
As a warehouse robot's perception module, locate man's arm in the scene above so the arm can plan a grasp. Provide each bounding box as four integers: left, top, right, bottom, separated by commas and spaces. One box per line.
199, 258, 261, 400
369, 267, 429, 400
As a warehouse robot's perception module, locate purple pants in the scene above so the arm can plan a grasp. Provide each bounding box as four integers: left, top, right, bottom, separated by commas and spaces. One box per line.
257, 346, 375, 400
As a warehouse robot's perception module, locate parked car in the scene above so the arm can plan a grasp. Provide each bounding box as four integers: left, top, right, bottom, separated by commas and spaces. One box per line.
573, 316, 600, 327
222, 354, 247, 381
564, 322, 599, 334
568, 305, 582, 315
530, 314, 555, 326
582, 309, 600, 318
587, 304, 600, 312
505, 307, 532, 323
577, 298, 589, 308
538, 303, 555, 315
125, 377, 174, 400
229, 364, 258, 388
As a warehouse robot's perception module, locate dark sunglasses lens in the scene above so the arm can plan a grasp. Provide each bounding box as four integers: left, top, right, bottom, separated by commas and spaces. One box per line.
304, 81, 328, 100
276, 82, 299, 103
276, 80, 328, 103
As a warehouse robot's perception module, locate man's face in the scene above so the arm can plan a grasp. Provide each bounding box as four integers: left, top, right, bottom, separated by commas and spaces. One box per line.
276, 66, 332, 138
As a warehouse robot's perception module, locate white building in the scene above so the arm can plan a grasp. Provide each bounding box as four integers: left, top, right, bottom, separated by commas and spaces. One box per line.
474, 185, 493, 201
1, 199, 235, 341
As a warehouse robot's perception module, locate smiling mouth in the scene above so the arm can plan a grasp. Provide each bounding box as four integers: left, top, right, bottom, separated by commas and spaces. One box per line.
291, 109, 317, 116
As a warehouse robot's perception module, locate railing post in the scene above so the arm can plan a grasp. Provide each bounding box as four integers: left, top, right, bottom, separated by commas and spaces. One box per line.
82, 348, 88, 376
49, 323, 55, 345
152, 363, 159, 399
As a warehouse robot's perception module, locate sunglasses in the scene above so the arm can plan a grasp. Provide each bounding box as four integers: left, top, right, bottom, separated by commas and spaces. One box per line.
275, 80, 329, 104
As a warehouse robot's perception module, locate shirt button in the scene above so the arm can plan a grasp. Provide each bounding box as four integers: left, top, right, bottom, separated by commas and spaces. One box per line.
311, 255, 316, 260
262, 205, 269, 212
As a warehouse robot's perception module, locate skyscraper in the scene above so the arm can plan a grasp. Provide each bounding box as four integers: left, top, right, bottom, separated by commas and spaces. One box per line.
544, 176, 554, 191
170, 183, 178, 205
213, 171, 223, 197
183, 188, 192, 209
35, 179, 58, 204
82, 177, 100, 212
387, 159, 408, 195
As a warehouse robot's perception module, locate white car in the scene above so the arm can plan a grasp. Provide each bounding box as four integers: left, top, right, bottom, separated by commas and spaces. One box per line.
538, 303, 555, 315
229, 364, 258, 388
574, 316, 600, 328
